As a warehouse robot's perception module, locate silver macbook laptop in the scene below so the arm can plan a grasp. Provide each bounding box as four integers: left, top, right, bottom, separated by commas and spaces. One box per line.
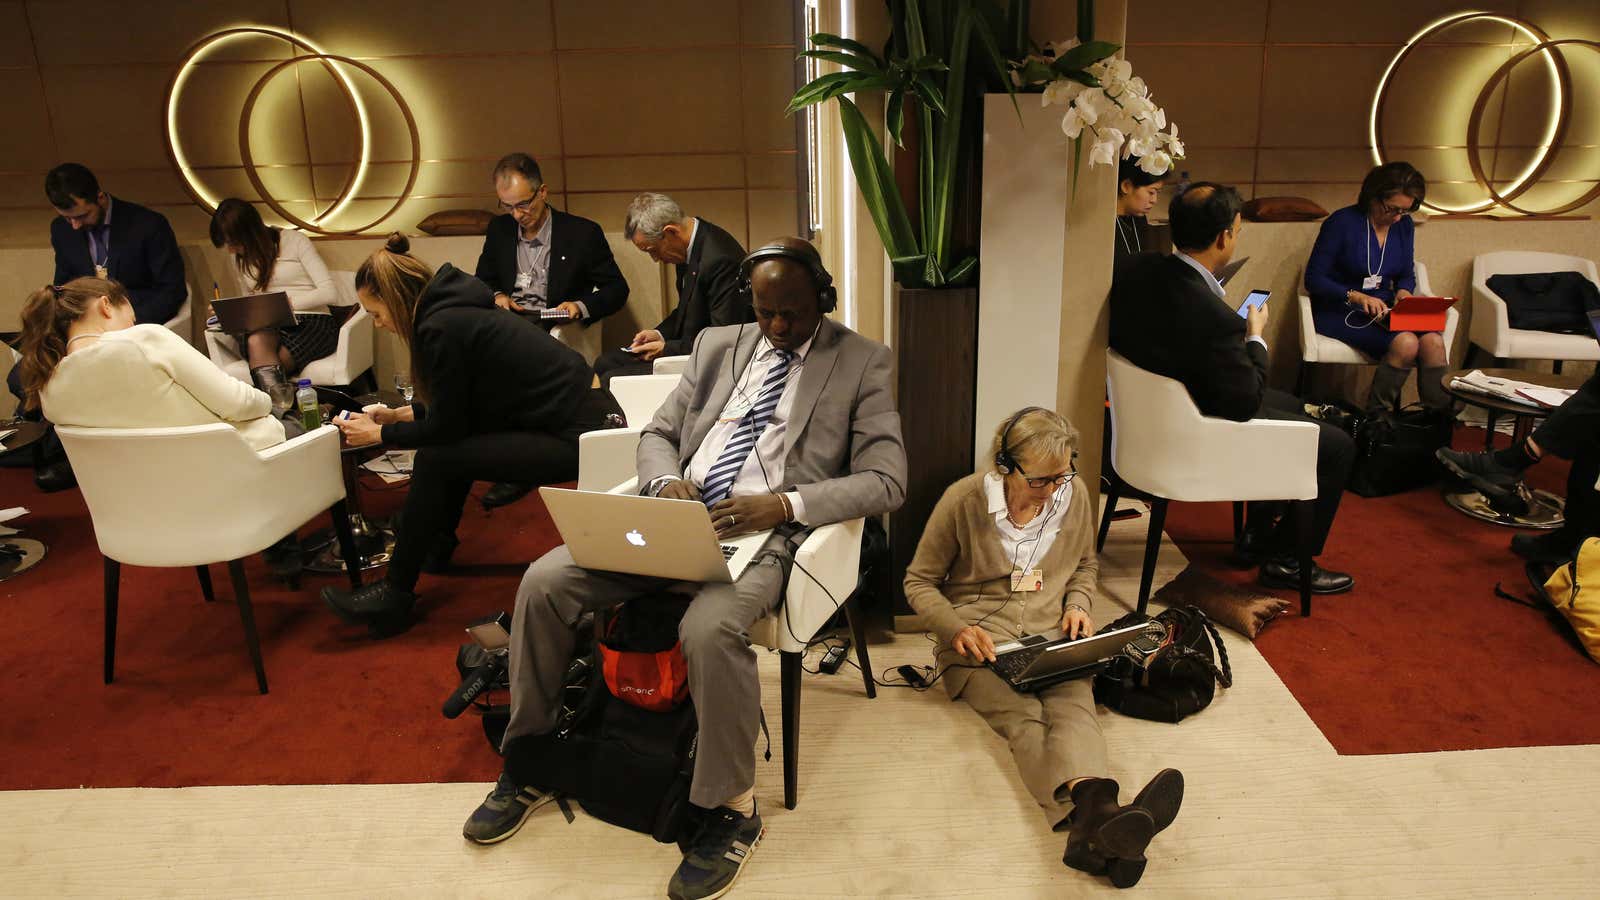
539, 487, 773, 583
988, 622, 1152, 692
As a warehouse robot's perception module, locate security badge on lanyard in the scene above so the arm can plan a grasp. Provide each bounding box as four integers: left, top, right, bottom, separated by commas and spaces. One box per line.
1362, 274, 1382, 291
1010, 568, 1045, 592
95, 265, 108, 279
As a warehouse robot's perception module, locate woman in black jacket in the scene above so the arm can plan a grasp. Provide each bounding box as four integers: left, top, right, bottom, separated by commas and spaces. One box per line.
322, 233, 607, 635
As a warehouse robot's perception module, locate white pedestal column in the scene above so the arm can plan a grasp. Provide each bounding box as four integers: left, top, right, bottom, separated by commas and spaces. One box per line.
975, 97, 1075, 467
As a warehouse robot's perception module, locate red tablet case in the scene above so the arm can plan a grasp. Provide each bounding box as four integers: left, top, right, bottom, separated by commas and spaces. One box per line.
1389, 296, 1456, 332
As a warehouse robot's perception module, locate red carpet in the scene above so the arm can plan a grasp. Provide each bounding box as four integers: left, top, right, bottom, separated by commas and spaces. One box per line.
0, 466, 553, 790
1164, 426, 1600, 756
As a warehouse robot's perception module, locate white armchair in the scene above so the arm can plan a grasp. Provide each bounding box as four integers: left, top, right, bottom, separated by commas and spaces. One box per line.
164, 284, 193, 345
577, 373, 681, 493
1297, 261, 1457, 396
1101, 350, 1323, 615
1469, 251, 1600, 366
55, 423, 362, 694
652, 354, 691, 375
583, 374, 874, 809
205, 271, 375, 388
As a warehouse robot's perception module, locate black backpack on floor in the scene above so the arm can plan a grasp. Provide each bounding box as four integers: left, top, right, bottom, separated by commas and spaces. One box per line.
1093, 605, 1233, 723
502, 599, 700, 844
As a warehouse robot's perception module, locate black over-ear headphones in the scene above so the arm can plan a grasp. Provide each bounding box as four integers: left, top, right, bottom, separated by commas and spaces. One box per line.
738, 242, 837, 314
994, 406, 1048, 475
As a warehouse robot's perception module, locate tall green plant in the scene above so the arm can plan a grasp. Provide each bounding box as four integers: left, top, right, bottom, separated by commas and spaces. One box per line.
788, 0, 1116, 289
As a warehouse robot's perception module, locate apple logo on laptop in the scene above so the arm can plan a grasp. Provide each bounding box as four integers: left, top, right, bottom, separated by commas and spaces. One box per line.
625, 529, 647, 547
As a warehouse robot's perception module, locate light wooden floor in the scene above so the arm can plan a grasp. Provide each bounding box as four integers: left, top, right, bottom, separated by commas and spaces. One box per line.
4, 507, 1597, 898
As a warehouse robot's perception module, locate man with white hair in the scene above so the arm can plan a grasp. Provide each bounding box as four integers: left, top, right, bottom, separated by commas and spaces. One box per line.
594, 192, 750, 388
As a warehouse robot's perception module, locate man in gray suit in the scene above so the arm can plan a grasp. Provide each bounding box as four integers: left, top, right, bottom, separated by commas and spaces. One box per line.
463, 238, 907, 900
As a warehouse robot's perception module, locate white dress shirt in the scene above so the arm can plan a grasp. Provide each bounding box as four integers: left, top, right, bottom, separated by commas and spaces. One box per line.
984, 472, 1073, 570
1178, 250, 1266, 350
681, 329, 815, 524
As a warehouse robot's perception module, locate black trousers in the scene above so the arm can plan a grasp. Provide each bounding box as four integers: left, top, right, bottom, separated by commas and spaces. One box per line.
592, 348, 653, 390
1251, 388, 1356, 557
384, 393, 610, 592
1532, 374, 1600, 538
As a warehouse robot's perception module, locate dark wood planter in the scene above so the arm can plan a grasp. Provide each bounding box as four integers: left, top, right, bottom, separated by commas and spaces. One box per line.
890, 285, 979, 624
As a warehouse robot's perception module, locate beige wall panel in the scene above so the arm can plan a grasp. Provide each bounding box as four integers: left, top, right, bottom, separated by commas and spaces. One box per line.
1520, 0, 1600, 40
97, 168, 198, 208
290, 0, 554, 55
0, 70, 56, 172
1166, 148, 1256, 184
313, 160, 498, 206
1126, 0, 1267, 44
374, 57, 562, 161
1028, 4, 1080, 41
169, 61, 313, 168
0, 174, 43, 207
291, 61, 390, 167
747, 189, 800, 247
41, 65, 173, 170
1258, 47, 1391, 147
743, 48, 800, 152
566, 189, 749, 248
746, 152, 798, 189
741, 0, 795, 45
1264, 0, 1520, 44
0, 213, 49, 248
1255, 147, 1375, 184
180, 167, 275, 205
1131, 47, 1260, 150
555, 0, 740, 48
563, 155, 746, 193
0, 1, 37, 66
557, 50, 743, 156
29, 1, 292, 65
159, 203, 229, 244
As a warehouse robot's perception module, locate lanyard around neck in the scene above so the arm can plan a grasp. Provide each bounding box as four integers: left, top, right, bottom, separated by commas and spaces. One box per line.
1365, 219, 1388, 278
1117, 216, 1141, 255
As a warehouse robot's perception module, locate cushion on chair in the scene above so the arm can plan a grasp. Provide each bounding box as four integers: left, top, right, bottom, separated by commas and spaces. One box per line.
1242, 197, 1329, 222
1150, 566, 1289, 638
416, 209, 496, 236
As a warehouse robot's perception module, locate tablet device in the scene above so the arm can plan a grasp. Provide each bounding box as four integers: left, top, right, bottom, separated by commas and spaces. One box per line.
1237, 289, 1270, 318
1388, 295, 1456, 332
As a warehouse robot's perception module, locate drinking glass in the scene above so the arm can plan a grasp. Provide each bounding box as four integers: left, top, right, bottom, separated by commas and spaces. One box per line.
267, 381, 295, 415
394, 372, 414, 404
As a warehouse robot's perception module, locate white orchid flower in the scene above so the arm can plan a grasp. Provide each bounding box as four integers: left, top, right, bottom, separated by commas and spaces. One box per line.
1138, 150, 1173, 175
1042, 79, 1081, 108
1061, 106, 1085, 139
1089, 139, 1118, 167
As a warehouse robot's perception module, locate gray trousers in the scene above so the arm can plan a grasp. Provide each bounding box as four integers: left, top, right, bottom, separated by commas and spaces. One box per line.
503, 544, 786, 808
958, 668, 1108, 830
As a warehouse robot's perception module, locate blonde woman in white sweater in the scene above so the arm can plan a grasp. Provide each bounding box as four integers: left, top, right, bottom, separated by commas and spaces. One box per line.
210, 198, 339, 392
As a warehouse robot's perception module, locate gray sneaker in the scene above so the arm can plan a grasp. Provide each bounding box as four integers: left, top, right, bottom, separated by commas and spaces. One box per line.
668, 804, 764, 900
462, 771, 555, 845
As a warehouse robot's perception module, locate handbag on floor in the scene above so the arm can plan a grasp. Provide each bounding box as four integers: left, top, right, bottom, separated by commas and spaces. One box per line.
1093, 605, 1233, 723
1496, 541, 1600, 663
1347, 404, 1453, 497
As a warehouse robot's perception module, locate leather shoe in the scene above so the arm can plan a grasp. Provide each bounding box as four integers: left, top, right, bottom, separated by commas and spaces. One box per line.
321, 581, 417, 638
1436, 447, 1530, 516
1258, 557, 1354, 594
481, 482, 534, 510
34, 459, 76, 492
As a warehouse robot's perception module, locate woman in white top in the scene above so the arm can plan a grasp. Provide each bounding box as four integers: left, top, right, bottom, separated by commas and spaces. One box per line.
209, 198, 339, 390
17, 276, 307, 571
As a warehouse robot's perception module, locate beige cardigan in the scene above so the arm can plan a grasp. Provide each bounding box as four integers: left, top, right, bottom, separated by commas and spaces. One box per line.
903, 472, 1100, 697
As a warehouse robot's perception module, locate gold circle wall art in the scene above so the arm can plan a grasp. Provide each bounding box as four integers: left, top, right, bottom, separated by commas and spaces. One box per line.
1369, 12, 1600, 217
163, 26, 420, 236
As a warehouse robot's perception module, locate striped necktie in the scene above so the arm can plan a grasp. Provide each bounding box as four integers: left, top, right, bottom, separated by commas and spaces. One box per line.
700, 349, 794, 508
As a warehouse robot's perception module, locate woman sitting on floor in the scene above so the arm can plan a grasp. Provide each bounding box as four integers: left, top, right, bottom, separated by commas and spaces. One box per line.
321, 234, 607, 637
903, 406, 1184, 889
210, 198, 340, 393
16, 276, 306, 571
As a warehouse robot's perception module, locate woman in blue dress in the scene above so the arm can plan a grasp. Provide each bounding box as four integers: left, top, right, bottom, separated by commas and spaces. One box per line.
1304, 162, 1446, 411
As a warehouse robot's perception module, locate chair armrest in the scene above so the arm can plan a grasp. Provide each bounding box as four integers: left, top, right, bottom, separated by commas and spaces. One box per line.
1442, 304, 1461, 365
1471, 282, 1510, 356
204, 329, 241, 366
579, 427, 643, 492
255, 426, 344, 503
776, 518, 866, 652
652, 355, 690, 375
1117, 416, 1320, 503
608, 477, 640, 495
1296, 291, 1319, 362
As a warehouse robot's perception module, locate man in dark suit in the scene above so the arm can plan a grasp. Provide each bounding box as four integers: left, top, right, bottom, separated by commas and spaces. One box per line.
46, 163, 187, 325
462, 239, 907, 900
1110, 183, 1355, 594
474, 152, 631, 508
593, 192, 751, 388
